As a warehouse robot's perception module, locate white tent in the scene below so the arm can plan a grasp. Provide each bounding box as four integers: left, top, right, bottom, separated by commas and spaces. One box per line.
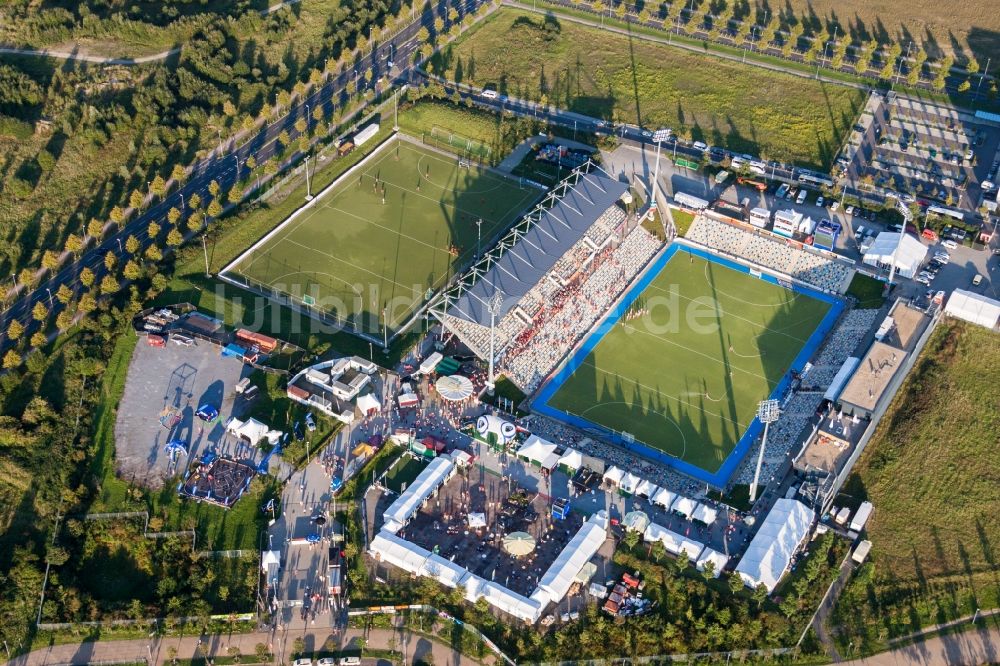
623, 511, 650, 533
477, 415, 517, 443
226, 417, 279, 445
467, 512, 487, 529
356, 393, 381, 415
691, 503, 719, 525
382, 456, 454, 529
671, 496, 698, 519
369, 530, 431, 574
620, 472, 642, 494
460, 571, 487, 602
536, 512, 608, 604
696, 548, 729, 577
944, 289, 1000, 329
642, 522, 704, 561
635, 479, 658, 498
418, 352, 443, 375
735, 498, 815, 592
603, 466, 625, 486
481, 582, 543, 623
435, 375, 475, 401
862, 232, 928, 279
557, 448, 583, 471
517, 434, 560, 469
419, 553, 468, 588
652, 487, 677, 509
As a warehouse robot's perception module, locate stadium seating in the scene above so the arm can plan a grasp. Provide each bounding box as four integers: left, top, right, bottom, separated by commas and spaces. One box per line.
686, 216, 851, 293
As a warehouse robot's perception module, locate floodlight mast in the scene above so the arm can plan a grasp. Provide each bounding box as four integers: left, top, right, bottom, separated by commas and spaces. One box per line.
650, 128, 672, 212
749, 399, 780, 503
888, 199, 914, 285
486, 292, 504, 396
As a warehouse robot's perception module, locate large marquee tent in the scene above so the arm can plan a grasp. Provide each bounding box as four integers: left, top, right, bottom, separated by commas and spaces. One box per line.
735, 498, 815, 592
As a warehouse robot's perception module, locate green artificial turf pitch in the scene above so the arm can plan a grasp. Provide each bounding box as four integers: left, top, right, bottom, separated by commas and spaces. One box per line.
229, 137, 539, 335
546, 253, 831, 473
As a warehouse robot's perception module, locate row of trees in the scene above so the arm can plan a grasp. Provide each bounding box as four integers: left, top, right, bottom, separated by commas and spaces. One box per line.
569, 0, 992, 93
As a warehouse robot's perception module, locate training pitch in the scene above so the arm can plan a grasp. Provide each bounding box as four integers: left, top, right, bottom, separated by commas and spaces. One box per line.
534, 244, 843, 486
223, 136, 539, 337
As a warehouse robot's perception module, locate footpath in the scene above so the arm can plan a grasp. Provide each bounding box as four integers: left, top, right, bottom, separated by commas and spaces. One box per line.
8, 627, 468, 666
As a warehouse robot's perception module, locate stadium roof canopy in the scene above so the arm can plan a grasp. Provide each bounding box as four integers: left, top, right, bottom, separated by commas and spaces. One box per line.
447, 170, 627, 326
735, 498, 815, 592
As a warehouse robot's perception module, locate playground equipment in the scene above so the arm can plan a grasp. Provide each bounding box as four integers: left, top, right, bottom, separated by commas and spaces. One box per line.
164, 439, 188, 458
159, 407, 182, 429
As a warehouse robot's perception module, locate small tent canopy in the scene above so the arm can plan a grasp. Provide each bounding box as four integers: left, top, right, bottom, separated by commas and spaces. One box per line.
557, 448, 583, 472
944, 289, 1000, 329
691, 503, 719, 525
467, 512, 487, 529
517, 434, 560, 469
623, 511, 650, 533
620, 472, 641, 494
635, 479, 658, 498
652, 487, 677, 509
603, 466, 625, 486
356, 393, 381, 415
672, 496, 698, 519
418, 352, 443, 375
226, 417, 279, 445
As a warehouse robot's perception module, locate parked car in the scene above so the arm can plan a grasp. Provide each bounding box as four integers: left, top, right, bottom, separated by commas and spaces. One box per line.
294, 660, 313, 666
915, 275, 932, 285
171, 334, 194, 346
305, 412, 317, 432
338, 658, 361, 666
147, 334, 166, 347
830, 200, 840, 211
692, 140, 708, 151
816, 196, 825, 207
942, 239, 959, 250
973, 274, 984, 286
317, 659, 336, 666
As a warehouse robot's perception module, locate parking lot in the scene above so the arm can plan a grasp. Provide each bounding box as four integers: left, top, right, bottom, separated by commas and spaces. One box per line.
845, 92, 1000, 213
114, 334, 255, 488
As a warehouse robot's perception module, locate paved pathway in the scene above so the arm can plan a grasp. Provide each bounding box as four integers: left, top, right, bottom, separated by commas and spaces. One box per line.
9, 627, 470, 666
812, 556, 856, 661
842, 626, 1000, 666
0, 45, 180, 64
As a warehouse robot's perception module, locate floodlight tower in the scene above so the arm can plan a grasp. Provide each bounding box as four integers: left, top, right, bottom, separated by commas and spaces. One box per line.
888, 198, 914, 285
650, 128, 672, 210
486, 292, 504, 396
749, 399, 780, 503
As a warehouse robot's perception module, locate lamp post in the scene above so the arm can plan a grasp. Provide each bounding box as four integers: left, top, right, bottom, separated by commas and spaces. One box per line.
46, 287, 53, 307
304, 154, 313, 201
749, 399, 780, 503
475, 218, 483, 259
486, 292, 504, 395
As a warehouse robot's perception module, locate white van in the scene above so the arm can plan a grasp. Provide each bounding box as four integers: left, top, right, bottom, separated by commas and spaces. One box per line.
480, 89, 498, 99
338, 658, 361, 666
796, 189, 808, 205
692, 140, 708, 151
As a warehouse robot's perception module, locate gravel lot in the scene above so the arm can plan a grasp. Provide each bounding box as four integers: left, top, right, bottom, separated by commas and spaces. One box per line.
114, 336, 253, 489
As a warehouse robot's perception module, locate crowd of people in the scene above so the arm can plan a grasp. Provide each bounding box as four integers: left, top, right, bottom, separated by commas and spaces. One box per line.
501, 227, 662, 391
686, 216, 852, 293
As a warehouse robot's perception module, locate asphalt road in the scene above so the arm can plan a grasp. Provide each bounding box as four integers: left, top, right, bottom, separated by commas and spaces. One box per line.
0, 0, 488, 357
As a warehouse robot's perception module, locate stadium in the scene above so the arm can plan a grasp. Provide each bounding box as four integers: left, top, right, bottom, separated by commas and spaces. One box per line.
432, 168, 852, 488
220, 132, 540, 342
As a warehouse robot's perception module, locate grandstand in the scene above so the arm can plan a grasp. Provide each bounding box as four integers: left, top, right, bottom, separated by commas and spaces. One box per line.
430, 163, 649, 389
685, 215, 854, 293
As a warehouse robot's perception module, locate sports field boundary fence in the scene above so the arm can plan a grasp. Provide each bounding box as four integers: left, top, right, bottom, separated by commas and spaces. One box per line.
424, 125, 493, 163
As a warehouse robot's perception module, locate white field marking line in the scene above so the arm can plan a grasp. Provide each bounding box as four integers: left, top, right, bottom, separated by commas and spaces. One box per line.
617, 321, 770, 382
700, 260, 807, 307
375, 141, 507, 196
574, 358, 750, 431
326, 205, 462, 255
642, 280, 810, 345
268, 268, 414, 330
276, 237, 423, 296
579, 400, 688, 459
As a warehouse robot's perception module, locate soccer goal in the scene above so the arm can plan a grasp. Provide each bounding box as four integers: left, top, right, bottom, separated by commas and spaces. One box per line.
427, 125, 492, 162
